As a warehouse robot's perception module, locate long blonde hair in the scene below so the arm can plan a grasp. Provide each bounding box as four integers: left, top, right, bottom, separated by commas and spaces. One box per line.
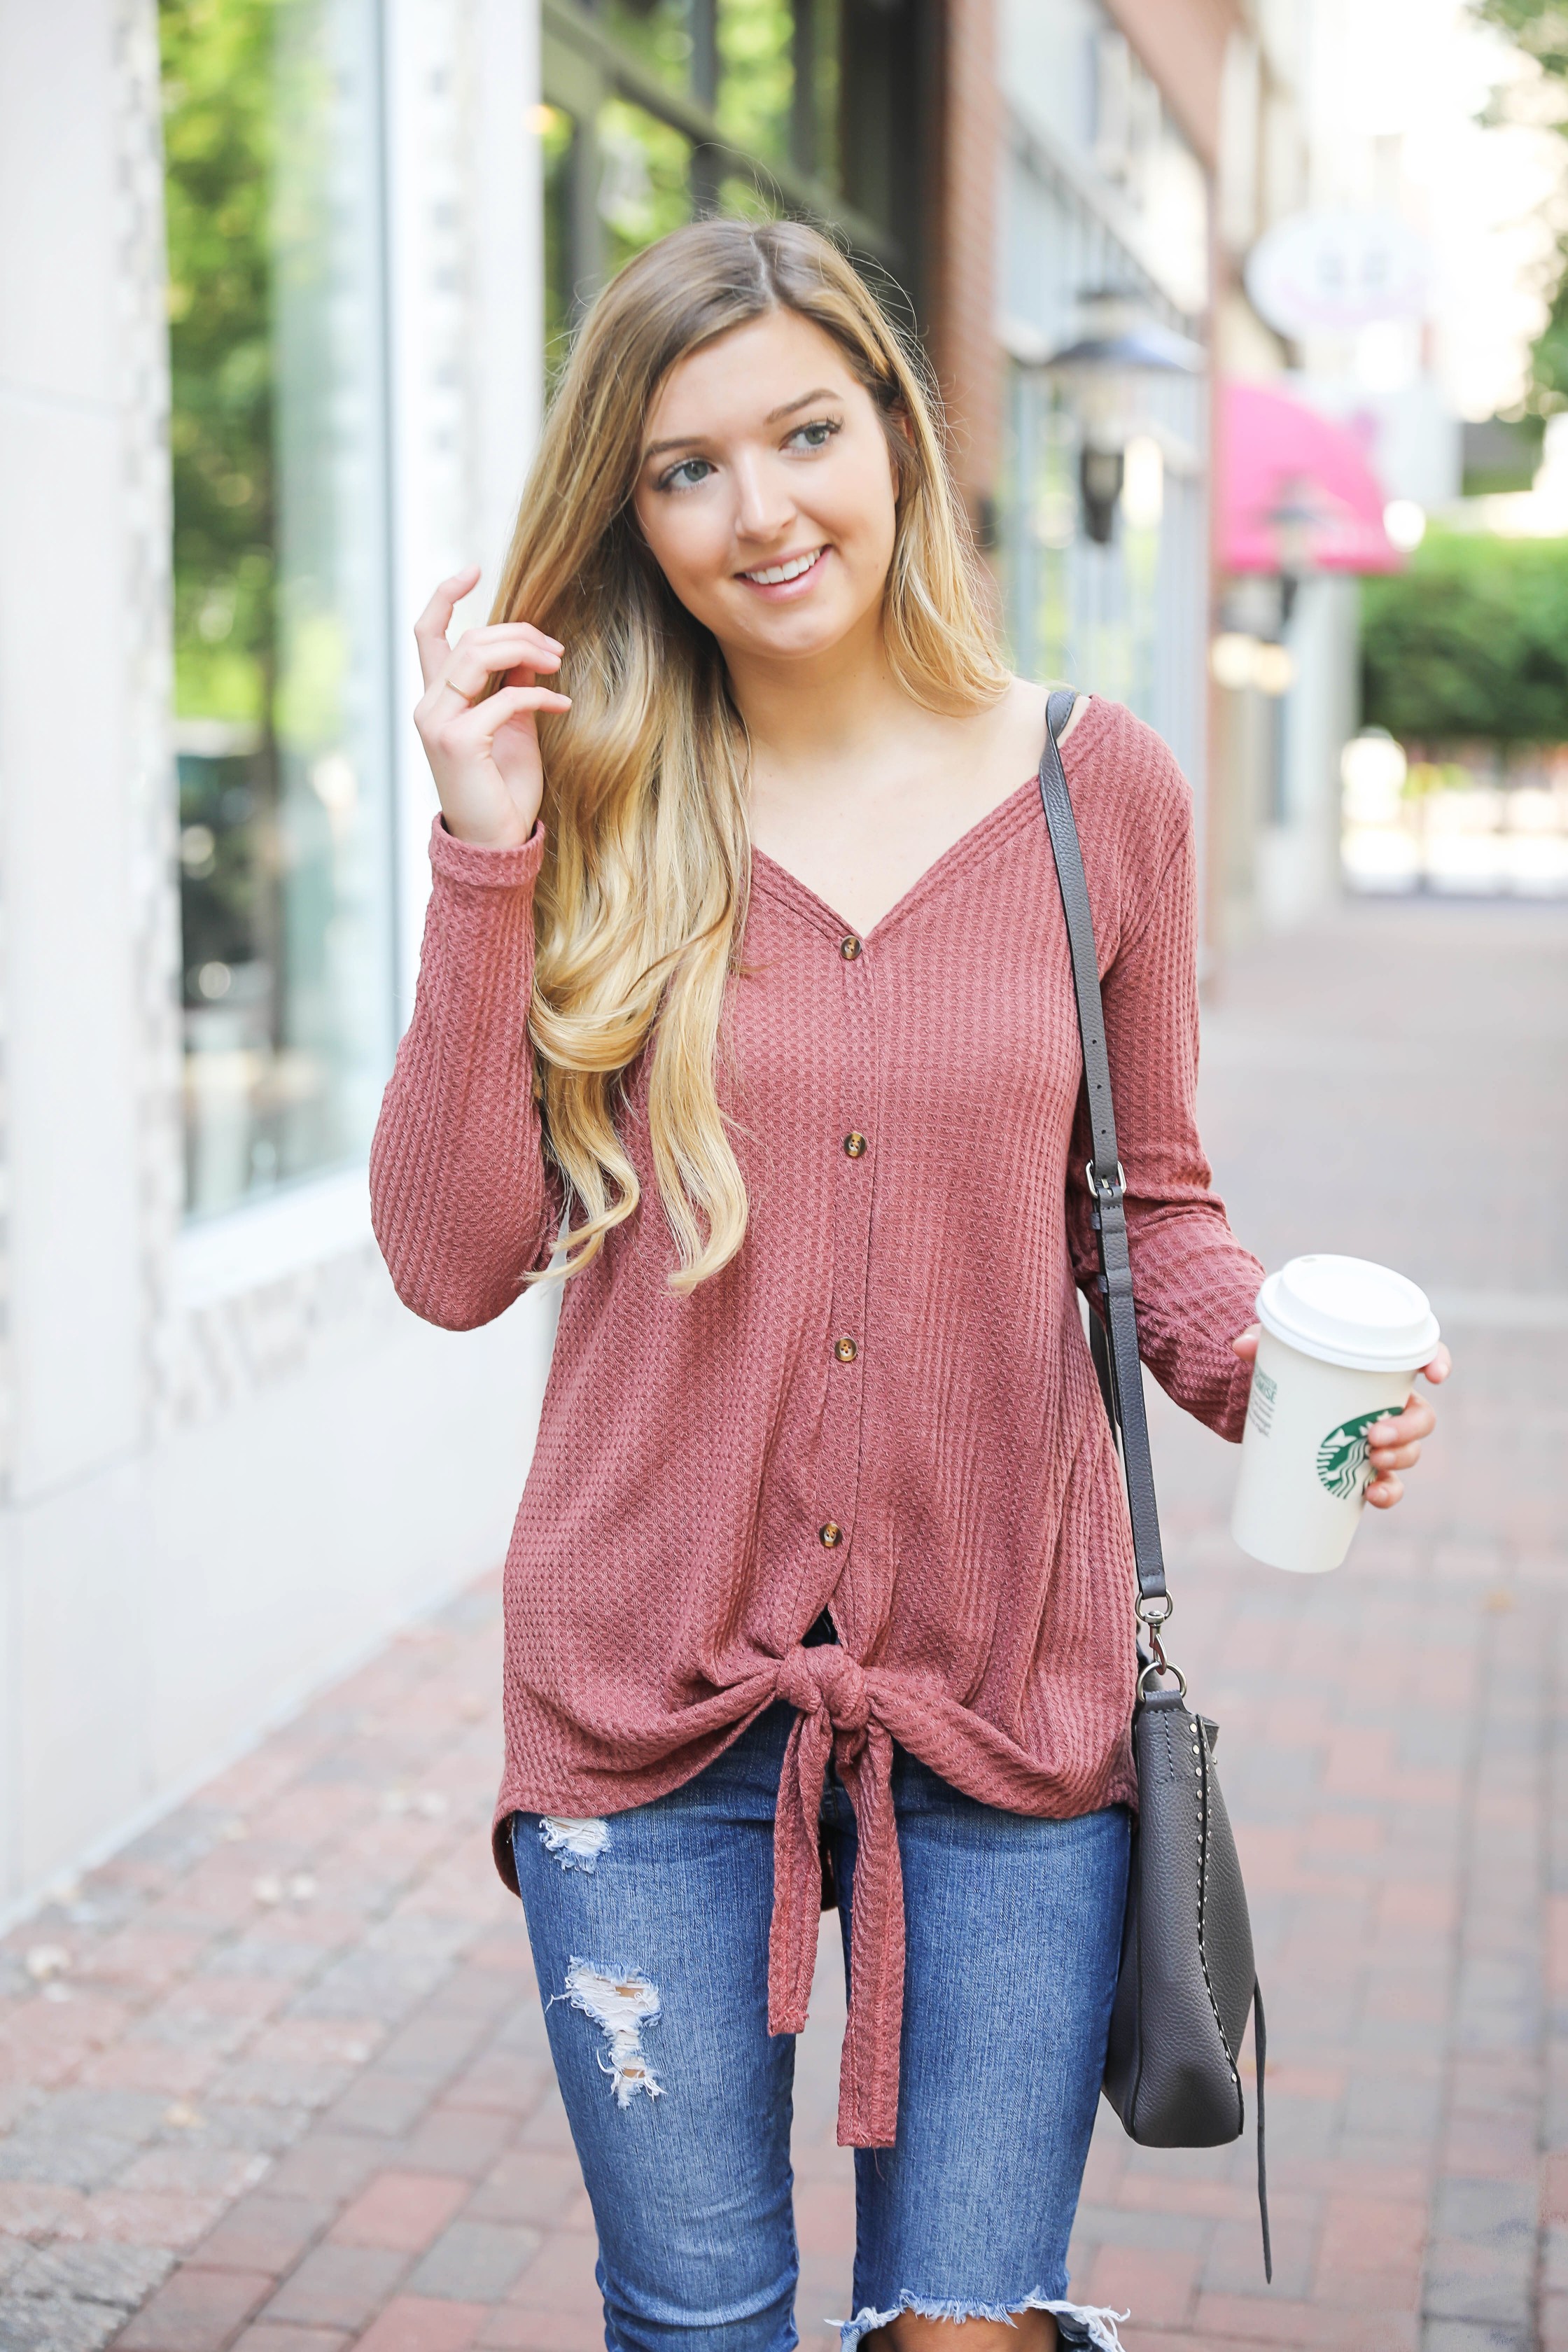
492, 218, 1007, 1290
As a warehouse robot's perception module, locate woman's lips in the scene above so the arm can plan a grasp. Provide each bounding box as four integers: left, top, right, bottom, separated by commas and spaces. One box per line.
736, 546, 830, 600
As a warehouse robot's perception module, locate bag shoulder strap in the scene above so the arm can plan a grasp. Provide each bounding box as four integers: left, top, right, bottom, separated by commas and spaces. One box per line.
1038, 690, 1168, 1615
1042, 702, 1271, 2282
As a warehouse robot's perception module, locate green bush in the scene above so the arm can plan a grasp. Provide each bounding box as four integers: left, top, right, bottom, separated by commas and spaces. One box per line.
1360, 529, 1568, 744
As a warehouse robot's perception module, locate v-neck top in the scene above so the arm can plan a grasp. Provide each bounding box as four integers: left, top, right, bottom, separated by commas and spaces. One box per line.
369, 694, 1263, 2148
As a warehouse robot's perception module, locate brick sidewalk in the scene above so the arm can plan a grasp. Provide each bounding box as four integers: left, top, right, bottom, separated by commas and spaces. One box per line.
0, 897, 1563, 2352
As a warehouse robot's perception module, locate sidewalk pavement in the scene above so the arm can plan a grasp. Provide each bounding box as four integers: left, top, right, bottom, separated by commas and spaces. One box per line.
0, 895, 1564, 2352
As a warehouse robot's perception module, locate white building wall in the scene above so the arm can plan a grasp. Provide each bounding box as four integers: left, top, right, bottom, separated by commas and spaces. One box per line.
0, 0, 553, 1923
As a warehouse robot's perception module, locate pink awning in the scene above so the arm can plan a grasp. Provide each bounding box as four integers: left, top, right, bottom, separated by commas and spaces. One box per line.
1224, 380, 1402, 575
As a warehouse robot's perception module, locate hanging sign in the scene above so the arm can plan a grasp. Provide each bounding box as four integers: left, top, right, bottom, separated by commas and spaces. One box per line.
1245, 209, 1430, 337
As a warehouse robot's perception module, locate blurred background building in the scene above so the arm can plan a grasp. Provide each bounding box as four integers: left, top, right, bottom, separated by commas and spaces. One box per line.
1, 0, 1565, 1923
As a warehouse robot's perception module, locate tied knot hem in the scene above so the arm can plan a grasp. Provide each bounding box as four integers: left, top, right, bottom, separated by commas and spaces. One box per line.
774, 1642, 871, 1735
766, 1643, 905, 2150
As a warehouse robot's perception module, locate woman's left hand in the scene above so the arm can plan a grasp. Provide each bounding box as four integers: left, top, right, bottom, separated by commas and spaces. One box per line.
1231, 1329, 1453, 1508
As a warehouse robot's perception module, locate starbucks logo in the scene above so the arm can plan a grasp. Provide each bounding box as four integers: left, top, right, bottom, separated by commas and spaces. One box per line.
1316, 1407, 1387, 1501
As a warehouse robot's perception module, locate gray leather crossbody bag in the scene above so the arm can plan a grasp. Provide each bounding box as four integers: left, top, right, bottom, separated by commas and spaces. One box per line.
1039, 689, 1271, 2283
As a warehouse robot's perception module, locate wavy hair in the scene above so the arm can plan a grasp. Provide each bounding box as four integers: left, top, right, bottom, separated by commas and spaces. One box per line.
491, 217, 1008, 1290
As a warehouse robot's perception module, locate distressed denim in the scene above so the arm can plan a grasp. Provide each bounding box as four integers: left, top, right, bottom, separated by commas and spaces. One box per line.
512, 1702, 1131, 2352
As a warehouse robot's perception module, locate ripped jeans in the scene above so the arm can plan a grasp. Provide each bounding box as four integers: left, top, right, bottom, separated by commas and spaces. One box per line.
511, 1702, 1130, 2352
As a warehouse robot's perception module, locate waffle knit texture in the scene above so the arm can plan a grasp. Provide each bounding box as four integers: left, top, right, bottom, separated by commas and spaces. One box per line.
369, 696, 1264, 2148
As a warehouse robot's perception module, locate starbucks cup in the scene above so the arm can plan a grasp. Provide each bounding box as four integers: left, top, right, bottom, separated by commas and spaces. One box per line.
1231, 1254, 1441, 1575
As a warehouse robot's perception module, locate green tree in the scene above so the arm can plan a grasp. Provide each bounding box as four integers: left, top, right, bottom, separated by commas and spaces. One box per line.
160, 0, 276, 720
1361, 528, 1568, 742
1472, 0, 1568, 411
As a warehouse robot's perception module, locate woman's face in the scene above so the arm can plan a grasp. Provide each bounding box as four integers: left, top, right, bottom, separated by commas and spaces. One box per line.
631, 308, 900, 669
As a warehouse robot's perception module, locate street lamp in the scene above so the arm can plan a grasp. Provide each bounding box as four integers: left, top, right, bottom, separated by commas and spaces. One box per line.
1044, 292, 1205, 545
1267, 480, 1318, 629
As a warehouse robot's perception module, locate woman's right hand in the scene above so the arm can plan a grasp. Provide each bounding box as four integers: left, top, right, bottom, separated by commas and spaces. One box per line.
412, 564, 572, 848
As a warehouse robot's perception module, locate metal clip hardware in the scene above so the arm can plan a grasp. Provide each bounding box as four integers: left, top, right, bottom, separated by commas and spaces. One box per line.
1135, 1592, 1185, 1698
1085, 1158, 1127, 1200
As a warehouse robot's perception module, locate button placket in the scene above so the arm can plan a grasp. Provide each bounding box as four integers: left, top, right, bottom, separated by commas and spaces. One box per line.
817, 928, 878, 1636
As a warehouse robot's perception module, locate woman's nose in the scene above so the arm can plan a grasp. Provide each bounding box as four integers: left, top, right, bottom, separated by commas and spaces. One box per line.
731, 453, 795, 541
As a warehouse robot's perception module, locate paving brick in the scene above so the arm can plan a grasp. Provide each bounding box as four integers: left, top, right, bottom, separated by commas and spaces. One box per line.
115, 2264, 274, 2351
0, 1998, 135, 2088
263, 2134, 387, 2203
8, 2241, 176, 2307
0, 2180, 93, 2237
398, 2108, 514, 2180
231, 2329, 351, 2352
793, 2176, 855, 2260
0, 2292, 125, 2351
78, 2046, 222, 2098
500, 2235, 599, 2318
1194, 2290, 1420, 2346
442, 2057, 550, 2119
1083, 2242, 1198, 2329
473, 2313, 602, 2352
354, 2295, 488, 2352
461, 2155, 586, 2232
79, 1934, 214, 1994
1420, 2324, 1531, 2352
407, 2222, 541, 2302
115, 2145, 272, 2204
330, 2172, 470, 2254
195, 2194, 338, 2275
1420, 2236, 1534, 2329
0, 2090, 169, 2192
374, 2017, 493, 2084
85, 2190, 232, 2249
206, 2061, 359, 2112
325, 2071, 435, 2138
260, 2245, 409, 2331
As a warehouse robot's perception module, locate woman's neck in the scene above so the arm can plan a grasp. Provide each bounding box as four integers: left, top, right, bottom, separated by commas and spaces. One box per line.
722, 612, 923, 789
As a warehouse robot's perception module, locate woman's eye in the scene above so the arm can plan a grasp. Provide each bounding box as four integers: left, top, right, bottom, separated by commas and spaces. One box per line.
659, 456, 713, 491
788, 419, 840, 452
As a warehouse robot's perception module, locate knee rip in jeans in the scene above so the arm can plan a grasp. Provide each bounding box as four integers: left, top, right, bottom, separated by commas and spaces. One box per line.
539, 1815, 610, 1871
836, 2294, 1130, 2352
556, 1957, 665, 2106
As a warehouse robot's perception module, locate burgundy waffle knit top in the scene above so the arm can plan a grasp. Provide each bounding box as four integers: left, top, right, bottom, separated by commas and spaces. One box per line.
370, 694, 1264, 2147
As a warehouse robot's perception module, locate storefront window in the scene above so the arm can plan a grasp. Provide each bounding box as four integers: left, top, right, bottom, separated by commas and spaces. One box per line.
540, 0, 916, 348
161, 0, 395, 1219
715, 0, 794, 164
606, 0, 696, 96
598, 97, 696, 275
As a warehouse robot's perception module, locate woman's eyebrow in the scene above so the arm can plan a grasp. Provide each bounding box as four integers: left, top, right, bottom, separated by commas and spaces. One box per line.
764, 386, 836, 422
641, 387, 840, 463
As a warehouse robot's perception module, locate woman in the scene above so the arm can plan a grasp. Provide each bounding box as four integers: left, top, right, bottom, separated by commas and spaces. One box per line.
370, 220, 1446, 2352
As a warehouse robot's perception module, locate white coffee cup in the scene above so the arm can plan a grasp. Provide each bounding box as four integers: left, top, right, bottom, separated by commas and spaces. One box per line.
1230, 1254, 1441, 1575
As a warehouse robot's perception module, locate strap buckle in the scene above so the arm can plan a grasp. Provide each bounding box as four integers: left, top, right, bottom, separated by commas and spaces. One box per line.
1135, 1592, 1185, 1698
1085, 1158, 1126, 1201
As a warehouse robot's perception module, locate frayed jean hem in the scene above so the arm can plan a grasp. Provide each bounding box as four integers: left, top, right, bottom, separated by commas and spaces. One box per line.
832, 2292, 1130, 2352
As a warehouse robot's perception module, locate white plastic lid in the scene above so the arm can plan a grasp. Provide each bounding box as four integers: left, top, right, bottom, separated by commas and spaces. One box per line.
1256, 1254, 1441, 1372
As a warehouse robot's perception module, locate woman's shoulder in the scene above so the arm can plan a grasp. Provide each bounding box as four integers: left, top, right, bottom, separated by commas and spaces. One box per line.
1044, 690, 1192, 858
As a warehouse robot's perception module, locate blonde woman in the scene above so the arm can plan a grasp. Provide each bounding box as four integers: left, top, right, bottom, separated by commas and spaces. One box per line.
370, 220, 1445, 2352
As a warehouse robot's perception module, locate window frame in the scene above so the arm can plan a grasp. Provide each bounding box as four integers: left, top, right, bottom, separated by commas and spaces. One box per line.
540, 0, 923, 326
164, 0, 402, 1242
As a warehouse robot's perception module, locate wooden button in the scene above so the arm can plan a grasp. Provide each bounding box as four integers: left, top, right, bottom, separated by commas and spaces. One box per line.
843, 1132, 867, 1158
839, 936, 861, 960
833, 1337, 858, 1363
818, 1522, 843, 1548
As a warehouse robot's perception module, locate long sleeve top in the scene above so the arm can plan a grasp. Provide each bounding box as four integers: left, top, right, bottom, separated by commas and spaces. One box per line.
369, 695, 1264, 2148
